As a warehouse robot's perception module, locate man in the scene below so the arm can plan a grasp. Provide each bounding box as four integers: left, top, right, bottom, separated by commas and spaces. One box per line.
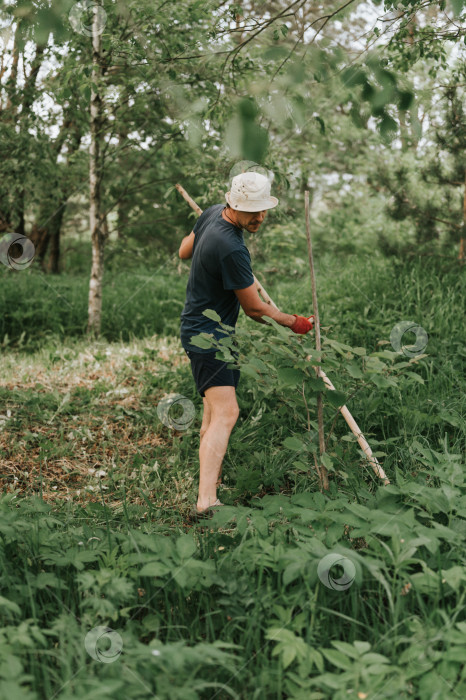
178, 172, 313, 518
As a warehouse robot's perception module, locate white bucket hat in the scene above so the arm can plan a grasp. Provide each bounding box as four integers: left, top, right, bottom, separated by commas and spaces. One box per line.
225, 172, 279, 212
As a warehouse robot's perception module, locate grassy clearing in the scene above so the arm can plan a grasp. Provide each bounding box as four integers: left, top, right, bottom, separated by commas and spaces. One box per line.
1, 334, 194, 516
0, 251, 465, 699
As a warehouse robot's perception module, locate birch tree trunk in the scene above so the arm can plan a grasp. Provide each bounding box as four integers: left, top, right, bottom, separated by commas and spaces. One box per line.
87, 2, 106, 336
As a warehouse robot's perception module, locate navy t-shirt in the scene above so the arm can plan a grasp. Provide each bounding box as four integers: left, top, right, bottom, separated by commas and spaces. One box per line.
180, 204, 255, 353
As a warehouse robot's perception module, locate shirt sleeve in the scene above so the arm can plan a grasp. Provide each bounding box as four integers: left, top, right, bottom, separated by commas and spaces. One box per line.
220, 249, 255, 290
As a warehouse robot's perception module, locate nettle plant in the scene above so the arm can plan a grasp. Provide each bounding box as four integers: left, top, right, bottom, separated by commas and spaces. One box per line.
191, 309, 426, 484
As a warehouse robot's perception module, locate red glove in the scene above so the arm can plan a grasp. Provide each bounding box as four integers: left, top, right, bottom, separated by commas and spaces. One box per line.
290, 315, 314, 335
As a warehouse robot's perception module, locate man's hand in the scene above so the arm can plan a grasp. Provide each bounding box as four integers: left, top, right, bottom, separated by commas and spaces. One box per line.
290, 315, 314, 335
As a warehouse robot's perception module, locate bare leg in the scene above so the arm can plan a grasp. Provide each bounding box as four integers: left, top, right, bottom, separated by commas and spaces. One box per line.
196, 386, 239, 512
200, 397, 211, 445
199, 397, 223, 488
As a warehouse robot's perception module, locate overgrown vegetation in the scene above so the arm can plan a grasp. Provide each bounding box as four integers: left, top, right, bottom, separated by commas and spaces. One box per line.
1, 251, 465, 699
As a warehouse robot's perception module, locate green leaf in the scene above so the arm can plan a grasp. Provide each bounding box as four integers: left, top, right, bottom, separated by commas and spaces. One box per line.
346, 362, 363, 379
241, 363, 261, 379
281, 644, 297, 669
438, 410, 462, 427
176, 535, 197, 559
331, 640, 361, 659
277, 367, 304, 386
0, 596, 21, 617
249, 357, 269, 372
215, 351, 235, 365
139, 562, 171, 577
379, 113, 398, 138
450, 0, 465, 17
236, 98, 269, 161
202, 308, 221, 322
370, 374, 393, 389
283, 561, 303, 586
263, 316, 290, 339
441, 566, 466, 591
314, 115, 325, 134
326, 390, 346, 408
322, 648, 353, 670
324, 338, 354, 355
403, 371, 424, 384
320, 453, 333, 470
362, 652, 390, 664
172, 567, 189, 588
189, 333, 215, 349
353, 641, 371, 654
262, 46, 290, 61
283, 436, 306, 451
307, 377, 327, 391
342, 66, 366, 87
398, 89, 414, 110
310, 647, 325, 672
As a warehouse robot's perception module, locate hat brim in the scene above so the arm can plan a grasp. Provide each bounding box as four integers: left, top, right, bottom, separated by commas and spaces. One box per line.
225, 192, 279, 212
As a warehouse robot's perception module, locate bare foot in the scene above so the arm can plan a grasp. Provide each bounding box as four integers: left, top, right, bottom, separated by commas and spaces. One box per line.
196, 499, 224, 513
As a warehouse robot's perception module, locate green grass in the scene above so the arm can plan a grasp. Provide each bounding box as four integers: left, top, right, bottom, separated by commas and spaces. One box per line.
0, 254, 187, 351
0, 250, 465, 699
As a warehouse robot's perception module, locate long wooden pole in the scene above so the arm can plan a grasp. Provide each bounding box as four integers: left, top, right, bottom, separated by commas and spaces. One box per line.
175, 183, 390, 485
304, 191, 328, 490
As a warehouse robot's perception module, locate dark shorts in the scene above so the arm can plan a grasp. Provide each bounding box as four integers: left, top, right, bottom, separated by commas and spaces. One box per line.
185, 349, 240, 397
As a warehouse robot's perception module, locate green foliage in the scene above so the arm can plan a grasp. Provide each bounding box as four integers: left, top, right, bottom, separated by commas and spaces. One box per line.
1, 435, 466, 698
226, 98, 270, 162
341, 53, 414, 140
378, 0, 465, 75
1, 247, 465, 698
1, 0, 464, 270
369, 64, 466, 251
0, 259, 187, 350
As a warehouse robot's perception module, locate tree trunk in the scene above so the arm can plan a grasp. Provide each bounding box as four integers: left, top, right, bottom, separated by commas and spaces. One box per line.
30, 223, 50, 268
117, 125, 129, 239
460, 169, 466, 265
15, 44, 46, 239
17, 191, 25, 235
5, 21, 20, 116
47, 205, 66, 274
394, 10, 416, 152
87, 3, 106, 336
31, 193, 67, 271
30, 120, 82, 273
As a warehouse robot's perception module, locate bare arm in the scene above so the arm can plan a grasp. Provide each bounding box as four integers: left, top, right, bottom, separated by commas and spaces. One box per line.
179, 231, 195, 259
234, 284, 296, 328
